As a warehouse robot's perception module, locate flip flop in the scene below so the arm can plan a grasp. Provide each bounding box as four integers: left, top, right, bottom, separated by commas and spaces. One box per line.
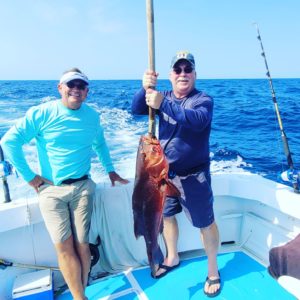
151, 262, 180, 279
204, 272, 221, 298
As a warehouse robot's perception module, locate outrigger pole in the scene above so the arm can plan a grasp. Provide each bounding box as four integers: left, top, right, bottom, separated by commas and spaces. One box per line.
146, 0, 156, 136
0, 141, 11, 203
254, 23, 299, 193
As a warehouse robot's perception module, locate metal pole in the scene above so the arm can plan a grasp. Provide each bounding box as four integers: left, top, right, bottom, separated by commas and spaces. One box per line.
146, 0, 156, 136
0, 142, 11, 203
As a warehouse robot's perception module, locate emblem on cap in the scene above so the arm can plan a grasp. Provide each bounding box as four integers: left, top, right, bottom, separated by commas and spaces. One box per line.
176, 51, 190, 59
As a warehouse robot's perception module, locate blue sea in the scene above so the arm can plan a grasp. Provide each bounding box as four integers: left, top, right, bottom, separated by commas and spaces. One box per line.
0, 78, 299, 201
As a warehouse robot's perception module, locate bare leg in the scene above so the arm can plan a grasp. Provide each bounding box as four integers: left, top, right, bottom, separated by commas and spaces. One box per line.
55, 235, 86, 300
75, 242, 91, 288
155, 216, 180, 277
200, 221, 220, 295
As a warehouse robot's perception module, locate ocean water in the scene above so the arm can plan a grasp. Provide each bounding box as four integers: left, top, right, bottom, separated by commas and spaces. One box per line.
0, 78, 299, 202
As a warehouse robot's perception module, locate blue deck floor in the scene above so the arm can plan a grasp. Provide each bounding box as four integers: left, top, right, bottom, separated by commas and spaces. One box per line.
56, 251, 294, 300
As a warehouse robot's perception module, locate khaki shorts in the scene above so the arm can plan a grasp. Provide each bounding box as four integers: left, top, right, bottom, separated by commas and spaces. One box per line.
38, 179, 96, 244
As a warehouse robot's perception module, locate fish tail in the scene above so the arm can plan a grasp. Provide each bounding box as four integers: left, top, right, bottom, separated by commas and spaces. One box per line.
150, 244, 164, 277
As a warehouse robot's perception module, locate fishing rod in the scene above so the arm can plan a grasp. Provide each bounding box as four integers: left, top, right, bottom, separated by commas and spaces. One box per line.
0, 258, 59, 271
0, 140, 12, 203
254, 23, 299, 193
0, 243, 100, 271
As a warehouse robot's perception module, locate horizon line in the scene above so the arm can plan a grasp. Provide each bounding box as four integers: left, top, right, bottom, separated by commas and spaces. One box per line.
0, 77, 299, 81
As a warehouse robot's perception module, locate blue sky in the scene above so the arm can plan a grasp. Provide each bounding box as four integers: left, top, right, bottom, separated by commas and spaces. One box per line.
0, 0, 299, 80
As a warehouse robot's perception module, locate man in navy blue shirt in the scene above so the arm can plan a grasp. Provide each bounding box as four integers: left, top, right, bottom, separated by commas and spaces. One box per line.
132, 51, 221, 297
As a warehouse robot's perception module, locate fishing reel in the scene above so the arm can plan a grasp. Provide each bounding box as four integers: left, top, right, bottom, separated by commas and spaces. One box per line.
281, 169, 300, 193
0, 160, 13, 179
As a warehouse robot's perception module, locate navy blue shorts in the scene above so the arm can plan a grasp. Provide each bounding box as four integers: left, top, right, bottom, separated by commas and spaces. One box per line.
163, 170, 214, 228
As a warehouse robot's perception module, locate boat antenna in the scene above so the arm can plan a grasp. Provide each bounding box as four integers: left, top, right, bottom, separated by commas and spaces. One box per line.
0, 141, 12, 203
254, 23, 299, 193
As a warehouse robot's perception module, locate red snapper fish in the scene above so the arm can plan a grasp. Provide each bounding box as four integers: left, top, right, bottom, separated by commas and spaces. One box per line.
132, 134, 180, 276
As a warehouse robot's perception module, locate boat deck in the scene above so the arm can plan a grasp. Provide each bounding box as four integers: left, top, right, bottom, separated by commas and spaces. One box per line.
56, 251, 294, 300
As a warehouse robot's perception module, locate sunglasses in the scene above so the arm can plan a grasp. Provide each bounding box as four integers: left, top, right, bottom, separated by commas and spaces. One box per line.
173, 66, 194, 75
66, 81, 88, 90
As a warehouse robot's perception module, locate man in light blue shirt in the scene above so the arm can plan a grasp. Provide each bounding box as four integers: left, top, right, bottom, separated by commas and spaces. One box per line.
1, 68, 128, 300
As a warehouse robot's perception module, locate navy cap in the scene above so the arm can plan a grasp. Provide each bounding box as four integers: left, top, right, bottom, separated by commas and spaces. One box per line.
170, 51, 195, 68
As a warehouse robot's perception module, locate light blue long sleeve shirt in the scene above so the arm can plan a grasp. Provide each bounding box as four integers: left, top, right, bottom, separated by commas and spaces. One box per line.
1, 100, 115, 185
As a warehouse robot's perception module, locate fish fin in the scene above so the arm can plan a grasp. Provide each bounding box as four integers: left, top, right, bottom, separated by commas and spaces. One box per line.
159, 220, 164, 234
165, 180, 180, 198
134, 219, 144, 239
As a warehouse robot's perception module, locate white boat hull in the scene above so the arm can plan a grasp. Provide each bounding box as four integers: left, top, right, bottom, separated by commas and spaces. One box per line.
0, 173, 299, 299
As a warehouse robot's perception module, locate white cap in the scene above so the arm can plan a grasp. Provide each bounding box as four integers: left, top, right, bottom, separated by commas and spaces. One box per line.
59, 71, 89, 85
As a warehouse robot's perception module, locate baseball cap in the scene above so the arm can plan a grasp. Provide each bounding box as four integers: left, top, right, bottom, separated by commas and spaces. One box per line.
170, 51, 195, 68
59, 70, 89, 85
